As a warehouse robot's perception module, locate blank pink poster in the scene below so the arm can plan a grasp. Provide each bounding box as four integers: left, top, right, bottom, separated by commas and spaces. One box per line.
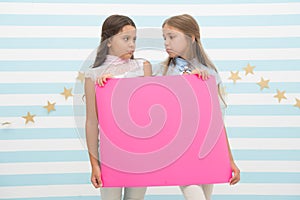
95, 75, 232, 187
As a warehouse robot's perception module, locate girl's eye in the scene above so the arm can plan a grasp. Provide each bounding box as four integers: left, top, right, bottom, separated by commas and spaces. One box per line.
123, 37, 129, 41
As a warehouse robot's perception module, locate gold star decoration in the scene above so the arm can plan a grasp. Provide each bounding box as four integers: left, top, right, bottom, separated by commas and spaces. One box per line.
76, 71, 85, 83
43, 101, 56, 113
294, 98, 300, 109
243, 63, 255, 75
60, 87, 73, 100
228, 71, 241, 84
257, 77, 270, 91
274, 89, 287, 103
22, 112, 36, 124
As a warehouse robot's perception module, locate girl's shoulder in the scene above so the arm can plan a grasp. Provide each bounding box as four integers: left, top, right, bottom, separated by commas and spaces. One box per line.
206, 67, 222, 85
132, 58, 151, 66
190, 59, 222, 85
151, 61, 167, 76
85, 65, 106, 82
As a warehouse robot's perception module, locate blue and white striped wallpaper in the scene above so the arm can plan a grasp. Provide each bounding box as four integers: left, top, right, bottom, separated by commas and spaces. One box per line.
0, 0, 300, 199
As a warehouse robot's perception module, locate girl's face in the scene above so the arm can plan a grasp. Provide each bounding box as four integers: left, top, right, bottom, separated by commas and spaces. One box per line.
162, 24, 190, 59
108, 25, 136, 59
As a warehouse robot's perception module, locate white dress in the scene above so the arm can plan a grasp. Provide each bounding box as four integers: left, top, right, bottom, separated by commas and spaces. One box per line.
85, 55, 146, 81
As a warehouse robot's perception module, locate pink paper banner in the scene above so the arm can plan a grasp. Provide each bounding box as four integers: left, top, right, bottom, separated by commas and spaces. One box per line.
95, 75, 232, 187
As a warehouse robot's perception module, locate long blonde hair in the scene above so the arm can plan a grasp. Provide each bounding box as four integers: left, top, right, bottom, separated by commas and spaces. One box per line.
162, 14, 226, 107
162, 14, 217, 72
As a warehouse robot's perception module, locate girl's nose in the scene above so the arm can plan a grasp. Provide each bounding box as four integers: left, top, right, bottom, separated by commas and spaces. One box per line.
129, 39, 135, 47
164, 40, 169, 47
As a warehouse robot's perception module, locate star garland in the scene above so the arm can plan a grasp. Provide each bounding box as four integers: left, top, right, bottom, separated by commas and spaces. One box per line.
16, 71, 83, 125
228, 71, 241, 84
22, 112, 36, 124
43, 101, 56, 113
257, 77, 270, 91
243, 63, 255, 76
3, 67, 298, 128
228, 63, 299, 108
60, 87, 73, 100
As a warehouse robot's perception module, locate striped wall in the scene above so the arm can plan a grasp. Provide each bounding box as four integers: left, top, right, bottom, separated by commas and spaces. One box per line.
0, 0, 300, 199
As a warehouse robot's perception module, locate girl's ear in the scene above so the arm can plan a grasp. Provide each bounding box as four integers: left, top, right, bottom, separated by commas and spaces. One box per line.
192, 35, 196, 43
107, 38, 112, 47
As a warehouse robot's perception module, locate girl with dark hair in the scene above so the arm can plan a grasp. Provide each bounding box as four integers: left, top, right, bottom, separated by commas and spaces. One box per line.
84, 14, 151, 200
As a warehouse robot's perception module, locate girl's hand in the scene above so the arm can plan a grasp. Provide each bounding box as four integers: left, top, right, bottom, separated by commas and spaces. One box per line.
229, 161, 240, 185
191, 69, 209, 80
97, 74, 113, 86
91, 165, 103, 188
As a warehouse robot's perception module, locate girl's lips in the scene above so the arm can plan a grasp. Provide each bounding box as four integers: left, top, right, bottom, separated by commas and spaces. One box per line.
166, 49, 175, 54
121, 51, 134, 56
126, 51, 134, 56
120, 51, 134, 59
166, 49, 176, 55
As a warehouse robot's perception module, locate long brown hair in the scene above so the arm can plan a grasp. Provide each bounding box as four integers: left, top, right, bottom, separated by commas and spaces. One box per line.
93, 15, 136, 68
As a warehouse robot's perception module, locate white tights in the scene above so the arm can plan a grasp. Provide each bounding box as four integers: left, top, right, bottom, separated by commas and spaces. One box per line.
180, 184, 213, 200
100, 187, 147, 200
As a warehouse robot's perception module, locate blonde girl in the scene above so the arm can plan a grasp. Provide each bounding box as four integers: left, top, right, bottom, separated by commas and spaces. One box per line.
160, 14, 240, 200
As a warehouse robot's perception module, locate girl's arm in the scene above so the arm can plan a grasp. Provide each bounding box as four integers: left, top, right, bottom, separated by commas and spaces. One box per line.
143, 60, 152, 76
218, 84, 240, 185
84, 78, 103, 188
224, 127, 241, 185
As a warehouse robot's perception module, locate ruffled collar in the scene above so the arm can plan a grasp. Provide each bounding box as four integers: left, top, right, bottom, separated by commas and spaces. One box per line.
103, 55, 130, 66
173, 57, 192, 74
